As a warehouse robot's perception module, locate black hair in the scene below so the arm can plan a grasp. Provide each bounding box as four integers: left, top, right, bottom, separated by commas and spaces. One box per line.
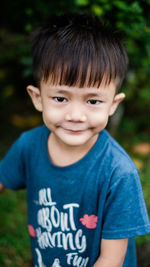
31, 13, 128, 89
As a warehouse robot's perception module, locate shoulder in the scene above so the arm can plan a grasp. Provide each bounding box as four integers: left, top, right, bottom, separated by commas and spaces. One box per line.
14, 125, 49, 159
18, 125, 49, 146
100, 133, 144, 214
9, 125, 50, 168
100, 130, 138, 178
20, 124, 48, 139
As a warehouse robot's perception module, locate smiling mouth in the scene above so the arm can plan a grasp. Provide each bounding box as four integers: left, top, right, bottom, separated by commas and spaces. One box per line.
63, 128, 85, 134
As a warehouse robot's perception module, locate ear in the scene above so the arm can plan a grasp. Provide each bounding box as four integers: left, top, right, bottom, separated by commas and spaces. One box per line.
109, 93, 125, 116
27, 85, 43, 112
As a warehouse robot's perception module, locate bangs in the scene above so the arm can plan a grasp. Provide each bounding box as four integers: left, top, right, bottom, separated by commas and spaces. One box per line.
32, 14, 128, 89
41, 38, 109, 88
40, 33, 119, 88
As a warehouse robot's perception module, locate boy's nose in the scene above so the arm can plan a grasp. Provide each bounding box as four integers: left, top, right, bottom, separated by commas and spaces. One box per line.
65, 104, 87, 122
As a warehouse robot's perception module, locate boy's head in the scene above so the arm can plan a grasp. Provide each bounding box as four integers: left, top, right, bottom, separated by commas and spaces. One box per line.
27, 14, 128, 149
30, 13, 128, 90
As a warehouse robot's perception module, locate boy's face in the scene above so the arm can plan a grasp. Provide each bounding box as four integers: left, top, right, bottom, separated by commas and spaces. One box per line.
27, 80, 125, 149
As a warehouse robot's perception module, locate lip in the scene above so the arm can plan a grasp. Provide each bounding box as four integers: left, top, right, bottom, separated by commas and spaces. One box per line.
63, 128, 85, 134
61, 123, 87, 131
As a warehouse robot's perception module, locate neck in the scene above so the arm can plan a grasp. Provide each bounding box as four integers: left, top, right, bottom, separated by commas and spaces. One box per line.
47, 133, 98, 167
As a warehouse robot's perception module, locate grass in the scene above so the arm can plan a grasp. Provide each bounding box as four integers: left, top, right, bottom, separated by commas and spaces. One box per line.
0, 190, 32, 266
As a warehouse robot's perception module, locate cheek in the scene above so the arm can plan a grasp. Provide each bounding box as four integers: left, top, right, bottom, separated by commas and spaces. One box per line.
42, 106, 63, 125
42, 108, 54, 123
89, 112, 109, 127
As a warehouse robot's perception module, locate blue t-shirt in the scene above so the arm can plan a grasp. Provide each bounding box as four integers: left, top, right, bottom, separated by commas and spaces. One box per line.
0, 125, 150, 267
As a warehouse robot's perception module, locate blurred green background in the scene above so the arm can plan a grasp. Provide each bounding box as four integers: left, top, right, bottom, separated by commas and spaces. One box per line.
0, 0, 150, 266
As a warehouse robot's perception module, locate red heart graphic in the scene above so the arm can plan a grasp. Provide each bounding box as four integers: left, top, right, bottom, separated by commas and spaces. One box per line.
80, 214, 98, 229
28, 224, 36, 237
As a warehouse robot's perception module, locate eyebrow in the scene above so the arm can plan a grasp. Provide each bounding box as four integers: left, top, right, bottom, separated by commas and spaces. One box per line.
51, 88, 104, 98
54, 89, 70, 95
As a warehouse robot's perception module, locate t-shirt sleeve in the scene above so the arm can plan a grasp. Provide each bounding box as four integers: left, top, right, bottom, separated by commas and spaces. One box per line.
102, 168, 150, 239
0, 136, 26, 190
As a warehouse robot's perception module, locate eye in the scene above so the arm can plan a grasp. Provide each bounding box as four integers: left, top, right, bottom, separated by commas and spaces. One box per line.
53, 97, 67, 103
87, 99, 101, 105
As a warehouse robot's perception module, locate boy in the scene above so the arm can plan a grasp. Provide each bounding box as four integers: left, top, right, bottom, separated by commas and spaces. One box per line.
0, 14, 150, 267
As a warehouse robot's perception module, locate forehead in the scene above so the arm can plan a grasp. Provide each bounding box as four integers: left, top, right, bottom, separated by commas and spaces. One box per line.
41, 81, 117, 97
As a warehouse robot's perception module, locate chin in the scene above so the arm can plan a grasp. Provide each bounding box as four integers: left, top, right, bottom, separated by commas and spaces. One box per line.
59, 132, 98, 148
53, 128, 99, 148
62, 139, 88, 147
